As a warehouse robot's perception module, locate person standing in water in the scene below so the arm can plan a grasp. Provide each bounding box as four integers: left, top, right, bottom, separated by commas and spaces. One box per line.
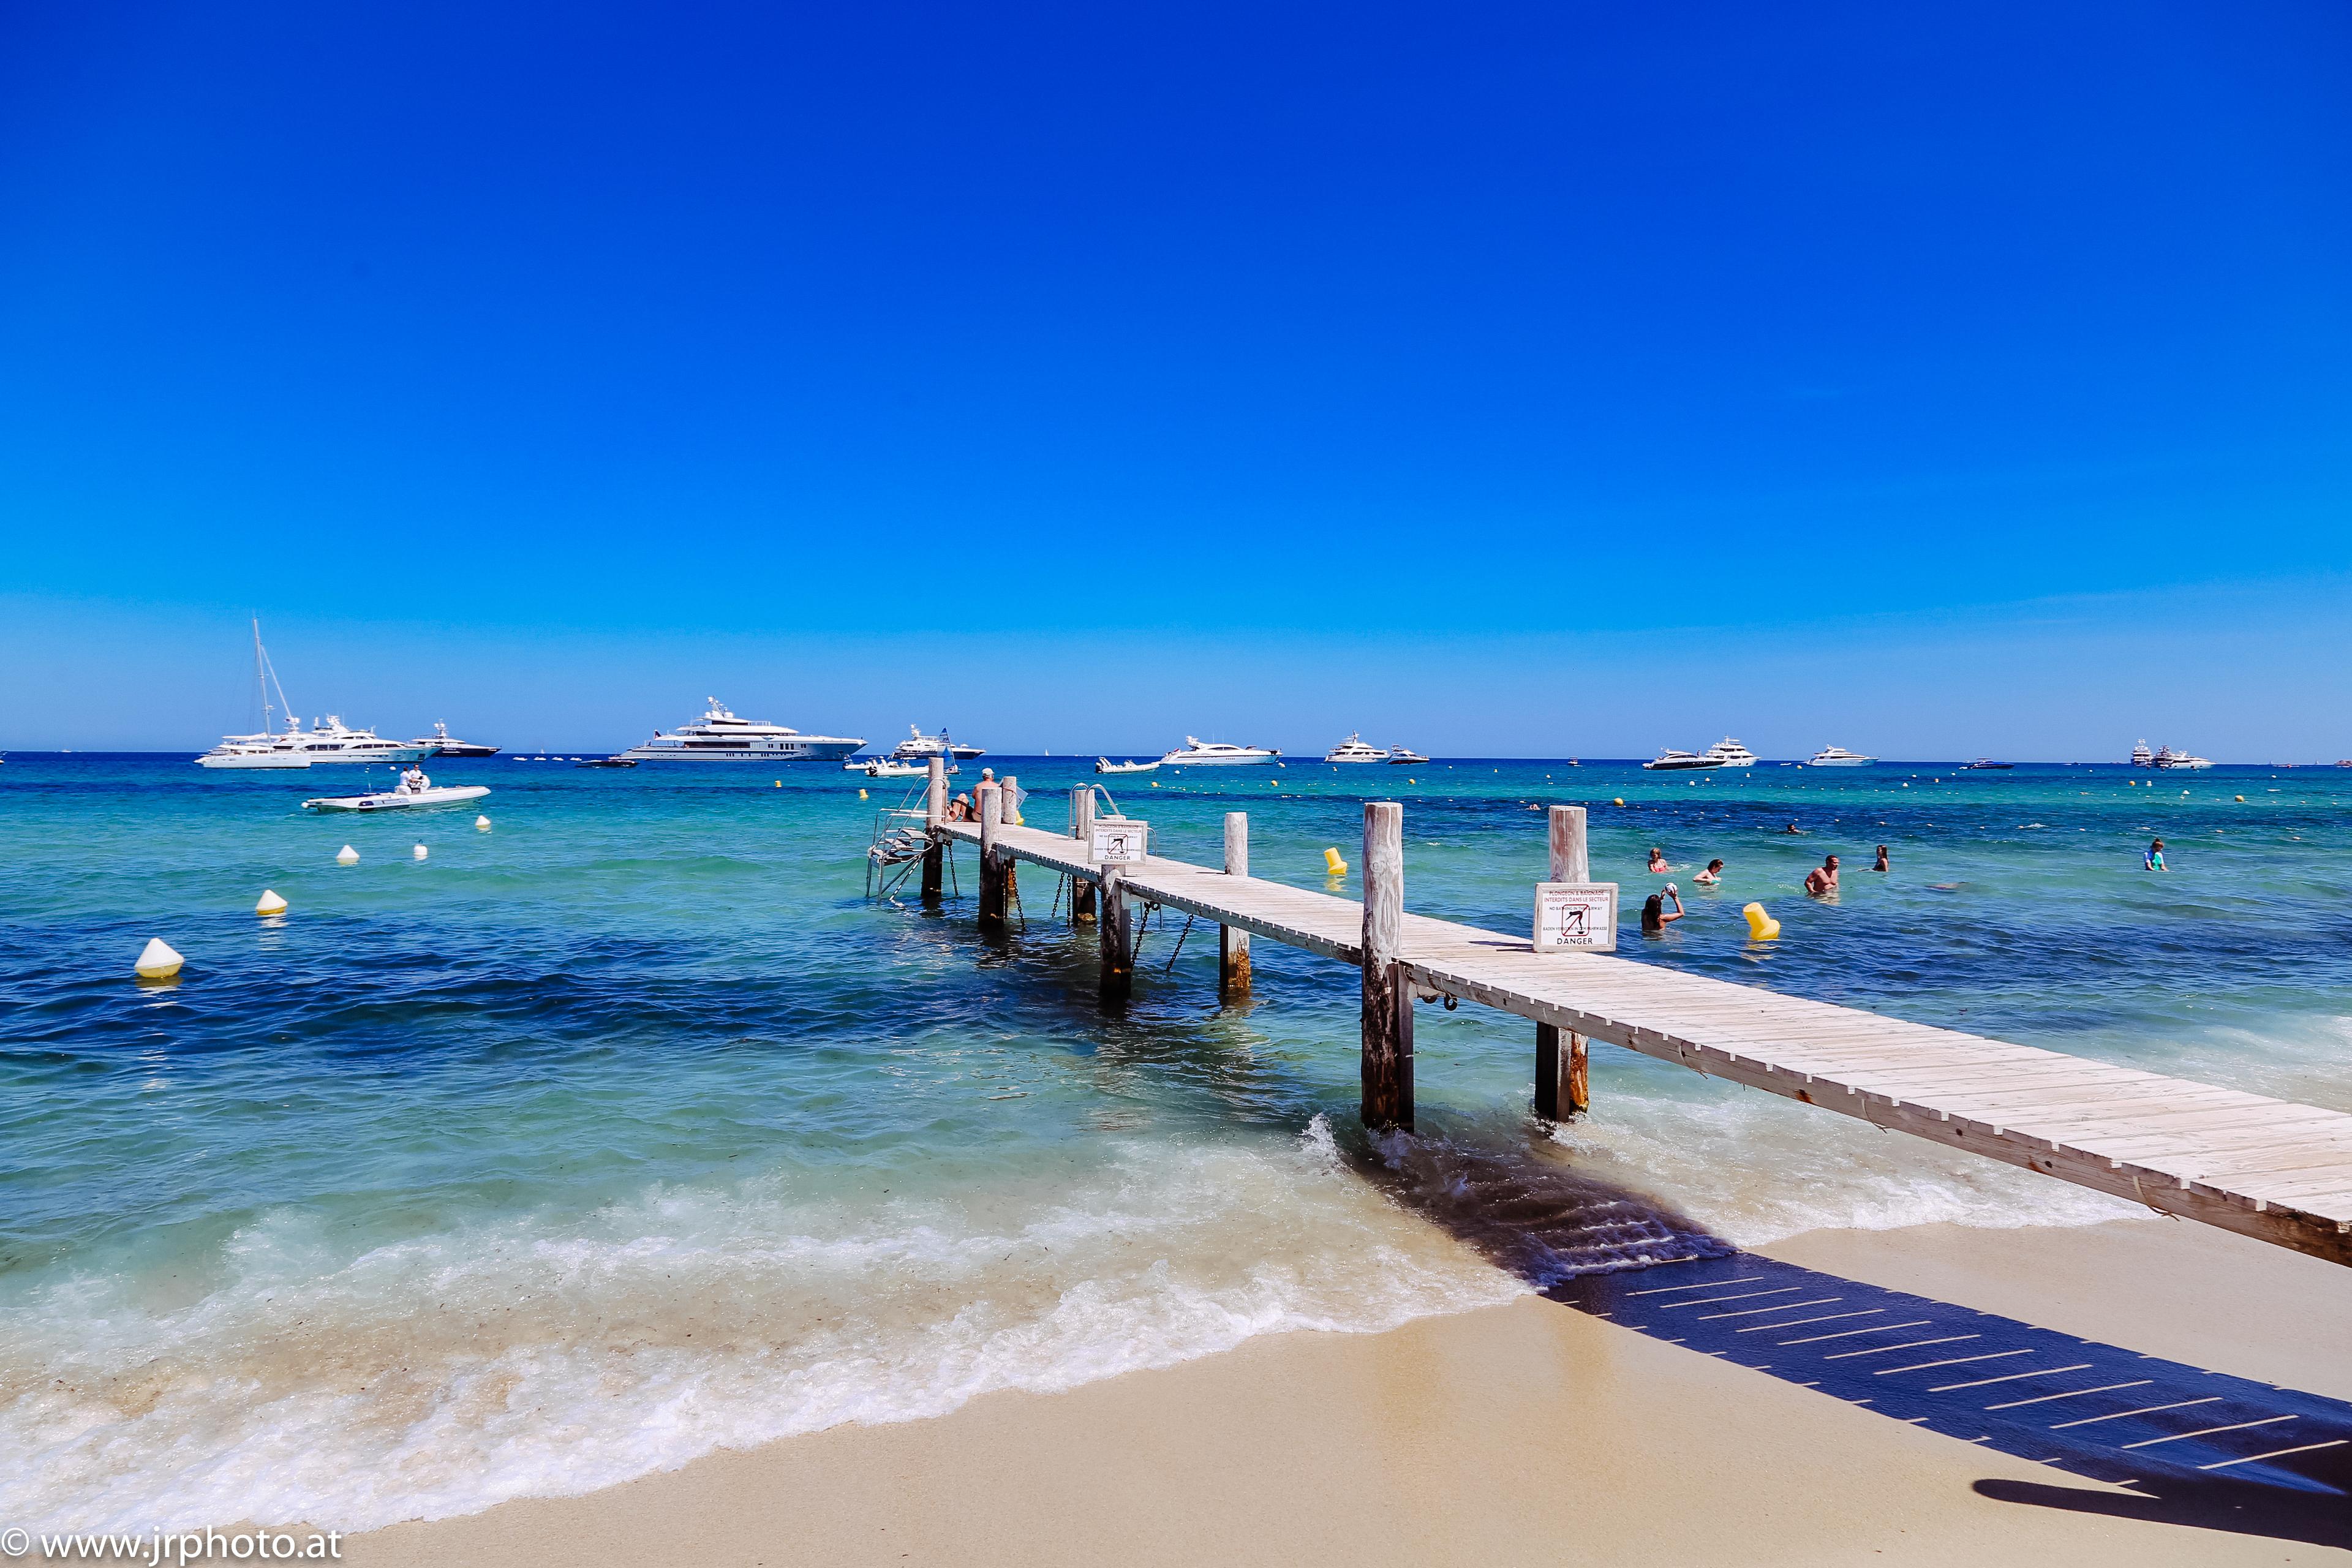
1872, 844, 1890, 872
1646, 846, 1672, 873
1642, 886, 1685, 932
2145, 837, 2167, 871
1694, 858, 1725, 885
1804, 854, 1841, 896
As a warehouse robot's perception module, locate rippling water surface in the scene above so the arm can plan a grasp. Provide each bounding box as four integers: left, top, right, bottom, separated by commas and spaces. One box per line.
4, 754, 2346, 1531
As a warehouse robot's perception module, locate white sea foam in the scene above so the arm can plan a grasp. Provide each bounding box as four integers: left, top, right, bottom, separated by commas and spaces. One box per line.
0, 1135, 1524, 1536
1550, 1084, 2138, 1247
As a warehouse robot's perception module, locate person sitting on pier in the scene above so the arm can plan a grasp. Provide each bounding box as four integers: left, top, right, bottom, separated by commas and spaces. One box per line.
1694, 858, 1725, 885
2144, 837, 2167, 871
1646, 846, 1672, 873
1872, 843, 1890, 872
1640, 887, 1684, 932
1804, 854, 1841, 896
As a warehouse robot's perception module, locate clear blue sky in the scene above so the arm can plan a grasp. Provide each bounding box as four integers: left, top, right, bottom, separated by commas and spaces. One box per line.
3, 1, 2348, 758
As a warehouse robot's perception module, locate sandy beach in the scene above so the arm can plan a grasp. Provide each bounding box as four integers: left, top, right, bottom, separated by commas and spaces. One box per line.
336, 1216, 2350, 1567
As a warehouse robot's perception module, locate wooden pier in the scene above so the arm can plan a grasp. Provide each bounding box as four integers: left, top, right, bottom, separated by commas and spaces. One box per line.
911, 764, 2352, 1267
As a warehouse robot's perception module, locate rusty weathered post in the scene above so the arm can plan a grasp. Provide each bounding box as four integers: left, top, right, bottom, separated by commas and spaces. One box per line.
921, 756, 947, 903
977, 781, 1005, 932
998, 774, 1019, 911
1536, 804, 1591, 1119
1098, 862, 1133, 1004
1069, 786, 1098, 923
1360, 801, 1412, 1130
1219, 812, 1252, 999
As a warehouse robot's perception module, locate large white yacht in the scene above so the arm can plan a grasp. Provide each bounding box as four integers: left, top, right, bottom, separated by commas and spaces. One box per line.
2152, 745, 2213, 771
2130, 740, 2155, 767
619, 699, 864, 763
1643, 748, 1716, 771
891, 726, 986, 761
195, 619, 317, 769
1324, 734, 1390, 763
1805, 745, 1875, 767
1385, 745, 1429, 766
1161, 737, 1280, 766
1704, 737, 1758, 767
290, 717, 433, 764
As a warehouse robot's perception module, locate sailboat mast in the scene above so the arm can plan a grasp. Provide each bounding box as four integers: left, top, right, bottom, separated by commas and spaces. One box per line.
252, 617, 272, 733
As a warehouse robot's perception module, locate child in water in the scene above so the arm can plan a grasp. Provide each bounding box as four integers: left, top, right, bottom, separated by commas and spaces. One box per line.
1646, 846, 1672, 873
2144, 838, 2166, 871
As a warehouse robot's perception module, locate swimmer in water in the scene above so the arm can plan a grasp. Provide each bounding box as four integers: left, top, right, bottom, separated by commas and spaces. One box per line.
2145, 837, 2166, 871
1782, 822, 1806, 835
1641, 886, 1684, 932
1646, 846, 1672, 873
1694, 858, 1725, 885
1872, 843, 1890, 872
1804, 854, 1841, 897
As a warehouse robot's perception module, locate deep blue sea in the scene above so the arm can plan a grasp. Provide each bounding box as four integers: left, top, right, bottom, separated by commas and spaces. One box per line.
4, 753, 2348, 1531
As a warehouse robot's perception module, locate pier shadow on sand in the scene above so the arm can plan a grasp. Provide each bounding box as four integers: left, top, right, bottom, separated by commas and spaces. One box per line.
1357, 1131, 2352, 1554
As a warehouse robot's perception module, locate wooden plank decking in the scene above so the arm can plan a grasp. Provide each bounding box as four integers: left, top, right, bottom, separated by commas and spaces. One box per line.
935, 816, 2352, 1267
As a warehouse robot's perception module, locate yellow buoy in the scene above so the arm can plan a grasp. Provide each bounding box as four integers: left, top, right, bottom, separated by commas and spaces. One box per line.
475, 814, 492, 830
858, 788, 869, 799
1613, 797, 1626, 807
336, 845, 360, 865
1324, 847, 1348, 876
1152, 781, 1159, 787
254, 889, 287, 916
1741, 902, 1781, 941
2234, 794, 2245, 802
774, 780, 782, 788
135, 937, 184, 979
413, 843, 429, 861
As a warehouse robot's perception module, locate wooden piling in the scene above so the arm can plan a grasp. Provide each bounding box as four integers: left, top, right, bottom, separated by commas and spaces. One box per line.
1220, 812, 1251, 999
1069, 785, 1098, 922
998, 775, 1019, 910
1360, 801, 1412, 1129
921, 756, 946, 903
1539, 804, 1592, 1117
1098, 863, 1133, 1003
977, 782, 1006, 931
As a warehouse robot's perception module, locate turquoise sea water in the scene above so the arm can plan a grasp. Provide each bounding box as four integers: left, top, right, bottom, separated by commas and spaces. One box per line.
4, 754, 2348, 1531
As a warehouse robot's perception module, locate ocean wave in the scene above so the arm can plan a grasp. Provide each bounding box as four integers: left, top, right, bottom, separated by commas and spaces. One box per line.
0, 1131, 1523, 1535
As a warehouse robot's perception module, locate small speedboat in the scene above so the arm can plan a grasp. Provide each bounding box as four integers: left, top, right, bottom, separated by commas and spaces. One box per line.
1963, 758, 2015, 771
860, 758, 929, 778
577, 756, 637, 768
304, 770, 491, 812
1096, 758, 1161, 774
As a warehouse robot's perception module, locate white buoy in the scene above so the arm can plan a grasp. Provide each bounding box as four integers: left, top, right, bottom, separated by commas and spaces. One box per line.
255, 889, 287, 916
413, 843, 429, 861
336, 845, 360, 865
475, 814, 492, 831
135, 938, 184, 979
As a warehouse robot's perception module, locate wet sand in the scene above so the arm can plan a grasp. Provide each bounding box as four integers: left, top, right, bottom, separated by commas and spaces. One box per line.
339, 1217, 2350, 1567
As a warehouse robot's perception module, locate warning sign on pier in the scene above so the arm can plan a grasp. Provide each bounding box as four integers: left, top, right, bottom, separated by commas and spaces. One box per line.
1091, 818, 1150, 865
1534, 882, 1618, 952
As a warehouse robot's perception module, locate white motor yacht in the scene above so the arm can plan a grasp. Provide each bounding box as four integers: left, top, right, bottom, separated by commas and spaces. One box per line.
1703, 737, 1758, 767
1161, 737, 1280, 766
1324, 734, 1390, 764
891, 726, 986, 761
618, 699, 863, 763
196, 619, 314, 769
1385, 745, 1429, 765
2130, 740, 2155, 767
2153, 746, 2213, 771
290, 716, 432, 764
411, 722, 500, 758
1806, 745, 1875, 767
1643, 748, 1721, 771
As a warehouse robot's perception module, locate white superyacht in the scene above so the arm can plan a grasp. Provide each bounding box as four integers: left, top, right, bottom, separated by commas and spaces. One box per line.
891, 726, 986, 761
1161, 737, 1280, 766
1805, 745, 1875, 767
1324, 734, 1390, 763
619, 699, 864, 763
